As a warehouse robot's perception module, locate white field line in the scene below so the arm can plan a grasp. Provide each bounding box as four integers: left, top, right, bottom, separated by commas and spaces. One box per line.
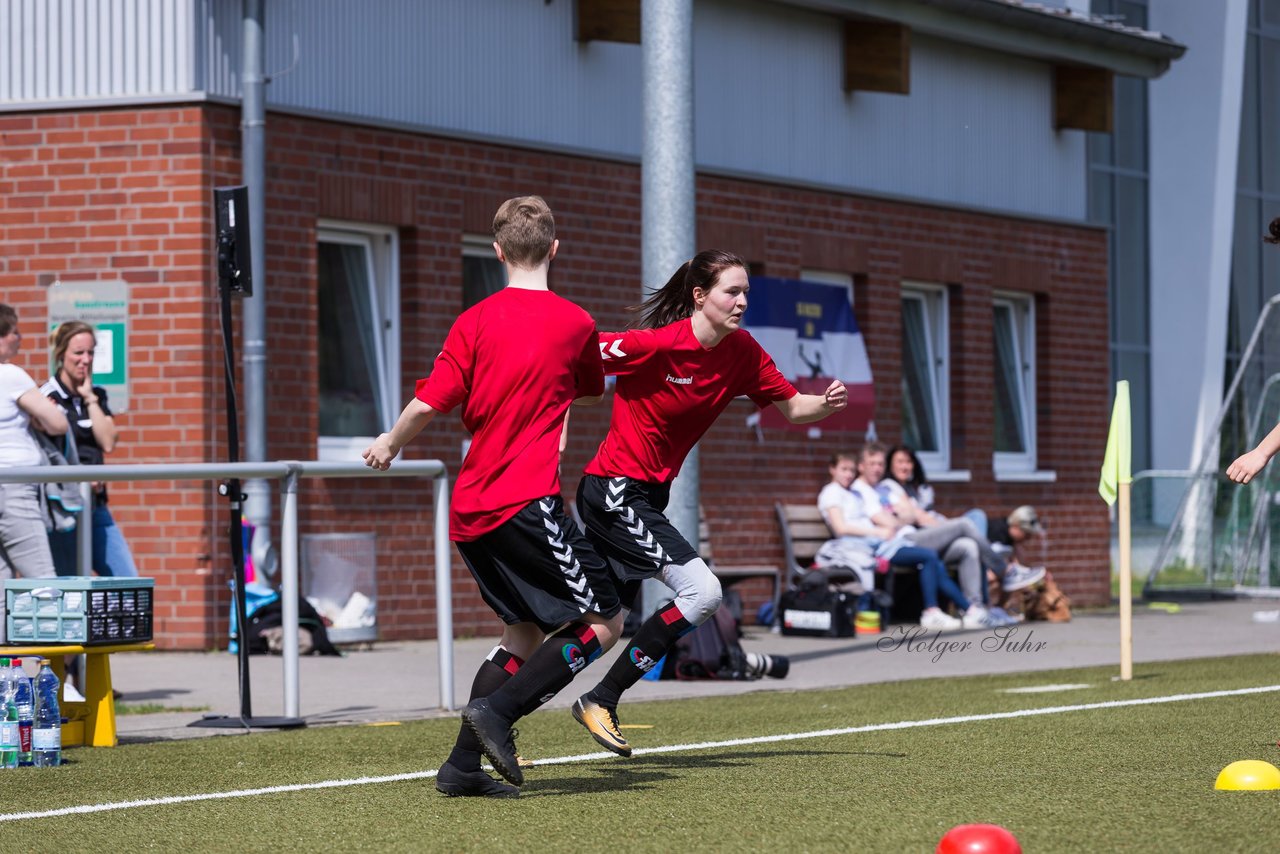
3, 683, 1277, 823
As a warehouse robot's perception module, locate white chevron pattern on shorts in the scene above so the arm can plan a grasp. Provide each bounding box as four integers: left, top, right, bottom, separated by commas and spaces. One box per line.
604, 478, 668, 565
604, 478, 625, 512
539, 499, 597, 613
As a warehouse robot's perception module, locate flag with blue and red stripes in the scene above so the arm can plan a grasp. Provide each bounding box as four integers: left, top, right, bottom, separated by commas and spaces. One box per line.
741, 276, 874, 432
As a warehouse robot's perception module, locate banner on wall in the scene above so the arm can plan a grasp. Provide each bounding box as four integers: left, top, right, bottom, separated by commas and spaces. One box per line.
48, 279, 130, 412
740, 276, 874, 433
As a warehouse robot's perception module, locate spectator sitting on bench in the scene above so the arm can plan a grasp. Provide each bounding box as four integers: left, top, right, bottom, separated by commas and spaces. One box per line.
978, 504, 1049, 594
882, 445, 1043, 610
819, 446, 994, 630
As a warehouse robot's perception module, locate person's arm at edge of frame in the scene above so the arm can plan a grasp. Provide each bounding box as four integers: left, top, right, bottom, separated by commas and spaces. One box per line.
362, 398, 438, 471
19, 386, 70, 436
1226, 420, 1280, 484
771, 379, 848, 424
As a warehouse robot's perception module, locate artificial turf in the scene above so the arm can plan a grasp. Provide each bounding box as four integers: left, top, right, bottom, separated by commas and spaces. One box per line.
2, 653, 1277, 852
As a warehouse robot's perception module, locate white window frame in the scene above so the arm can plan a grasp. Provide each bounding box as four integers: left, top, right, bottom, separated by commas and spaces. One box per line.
462, 234, 505, 308
316, 221, 400, 462
900, 282, 951, 475
992, 292, 1037, 476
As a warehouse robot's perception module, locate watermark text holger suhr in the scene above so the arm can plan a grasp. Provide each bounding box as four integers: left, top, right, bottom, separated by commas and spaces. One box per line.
876, 626, 1048, 664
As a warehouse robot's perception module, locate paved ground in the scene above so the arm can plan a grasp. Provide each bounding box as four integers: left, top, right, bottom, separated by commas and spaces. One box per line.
99, 598, 1279, 744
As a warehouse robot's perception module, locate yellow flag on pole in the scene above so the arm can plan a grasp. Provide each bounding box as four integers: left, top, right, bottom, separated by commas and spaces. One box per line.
1099, 380, 1132, 506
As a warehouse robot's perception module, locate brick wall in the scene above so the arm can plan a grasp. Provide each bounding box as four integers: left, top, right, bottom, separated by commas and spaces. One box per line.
1, 107, 223, 649
1, 104, 1110, 647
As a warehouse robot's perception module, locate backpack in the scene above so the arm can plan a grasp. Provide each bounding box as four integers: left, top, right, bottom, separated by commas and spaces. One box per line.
242, 595, 343, 656
30, 427, 84, 533
670, 606, 744, 680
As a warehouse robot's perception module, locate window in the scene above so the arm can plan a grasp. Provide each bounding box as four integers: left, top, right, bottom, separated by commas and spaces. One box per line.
316, 222, 400, 461
462, 236, 505, 310
993, 293, 1036, 473
799, 268, 854, 299
900, 284, 950, 472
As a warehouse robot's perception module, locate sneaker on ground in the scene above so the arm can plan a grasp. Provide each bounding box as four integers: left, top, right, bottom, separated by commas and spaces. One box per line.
460, 698, 524, 786
919, 607, 962, 630
435, 760, 520, 798
571, 696, 632, 757
1003, 564, 1047, 592
962, 604, 998, 629
64, 682, 86, 703
986, 606, 1020, 627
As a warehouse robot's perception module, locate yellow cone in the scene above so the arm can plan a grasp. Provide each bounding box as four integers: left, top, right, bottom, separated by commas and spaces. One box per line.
1215, 760, 1280, 791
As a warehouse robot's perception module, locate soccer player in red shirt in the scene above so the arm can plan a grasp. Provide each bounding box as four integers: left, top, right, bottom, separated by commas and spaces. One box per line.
570, 249, 848, 756
363, 196, 623, 797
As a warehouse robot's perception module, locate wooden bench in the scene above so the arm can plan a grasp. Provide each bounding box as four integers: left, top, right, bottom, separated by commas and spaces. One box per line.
0, 641, 154, 747
776, 502, 962, 624
774, 502, 832, 588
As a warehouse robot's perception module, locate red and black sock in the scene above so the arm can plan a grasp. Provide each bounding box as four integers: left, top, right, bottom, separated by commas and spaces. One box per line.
447, 647, 524, 771
588, 602, 690, 708
484, 623, 603, 722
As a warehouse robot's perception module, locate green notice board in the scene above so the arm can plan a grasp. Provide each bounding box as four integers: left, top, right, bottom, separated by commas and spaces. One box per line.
47, 280, 130, 412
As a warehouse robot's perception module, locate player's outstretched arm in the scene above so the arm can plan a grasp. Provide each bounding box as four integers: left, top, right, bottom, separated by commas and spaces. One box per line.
772, 379, 848, 424
1227, 421, 1280, 484
362, 397, 437, 471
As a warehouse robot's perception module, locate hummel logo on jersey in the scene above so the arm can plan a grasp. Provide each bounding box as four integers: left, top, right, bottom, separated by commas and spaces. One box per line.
665, 374, 692, 385
600, 340, 626, 360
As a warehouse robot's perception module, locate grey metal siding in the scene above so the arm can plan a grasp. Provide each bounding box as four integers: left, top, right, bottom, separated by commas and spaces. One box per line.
692, 2, 1084, 219
2, 0, 1085, 220
1, 0, 197, 101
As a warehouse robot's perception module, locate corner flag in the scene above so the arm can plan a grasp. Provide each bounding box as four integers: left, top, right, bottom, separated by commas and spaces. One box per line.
1099, 380, 1132, 506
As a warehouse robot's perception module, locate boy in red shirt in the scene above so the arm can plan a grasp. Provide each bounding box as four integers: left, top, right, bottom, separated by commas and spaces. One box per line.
363, 196, 622, 797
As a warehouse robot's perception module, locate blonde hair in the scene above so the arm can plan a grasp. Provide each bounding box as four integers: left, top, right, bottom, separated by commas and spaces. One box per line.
52, 320, 96, 366
492, 195, 555, 269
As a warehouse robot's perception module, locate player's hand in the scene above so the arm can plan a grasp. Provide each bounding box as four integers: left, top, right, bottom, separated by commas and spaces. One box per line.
362, 434, 397, 471
77, 371, 95, 401
1226, 449, 1270, 484
824, 379, 848, 412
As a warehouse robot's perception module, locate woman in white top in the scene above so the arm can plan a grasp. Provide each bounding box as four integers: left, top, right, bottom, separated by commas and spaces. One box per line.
818, 448, 979, 630
0, 303, 70, 583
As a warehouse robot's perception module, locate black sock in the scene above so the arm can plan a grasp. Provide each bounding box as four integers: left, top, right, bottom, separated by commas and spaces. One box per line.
589, 602, 690, 709
483, 623, 603, 722
447, 647, 524, 771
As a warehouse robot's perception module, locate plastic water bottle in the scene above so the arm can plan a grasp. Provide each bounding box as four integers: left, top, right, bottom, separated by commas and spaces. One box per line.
33, 659, 61, 768
11, 658, 33, 767
0, 657, 18, 770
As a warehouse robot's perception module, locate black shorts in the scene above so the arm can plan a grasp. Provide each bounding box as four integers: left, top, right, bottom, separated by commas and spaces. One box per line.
575, 474, 699, 592
456, 495, 621, 634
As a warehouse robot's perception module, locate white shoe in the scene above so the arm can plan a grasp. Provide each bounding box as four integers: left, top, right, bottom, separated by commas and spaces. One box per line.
962, 605, 997, 630
1002, 564, 1046, 592
64, 682, 86, 703
920, 607, 962, 630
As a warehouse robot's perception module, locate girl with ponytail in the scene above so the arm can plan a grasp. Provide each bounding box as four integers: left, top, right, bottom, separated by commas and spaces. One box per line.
569, 249, 849, 757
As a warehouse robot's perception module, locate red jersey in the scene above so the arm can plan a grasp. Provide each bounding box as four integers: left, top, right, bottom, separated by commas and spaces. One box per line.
415, 288, 604, 540
585, 319, 796, 484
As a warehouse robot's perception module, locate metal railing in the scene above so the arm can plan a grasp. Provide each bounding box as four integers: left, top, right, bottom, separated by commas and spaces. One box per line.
0, 460, 453, 715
